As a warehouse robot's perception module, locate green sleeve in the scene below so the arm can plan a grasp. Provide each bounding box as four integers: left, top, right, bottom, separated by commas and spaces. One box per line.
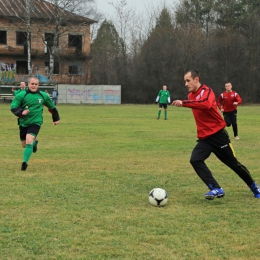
41, 91, 60, 122
10, 91, 26, 117
42, 92, 55, 109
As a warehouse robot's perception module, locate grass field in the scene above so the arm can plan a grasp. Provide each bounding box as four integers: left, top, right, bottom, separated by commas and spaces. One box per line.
1, 103, 260, 260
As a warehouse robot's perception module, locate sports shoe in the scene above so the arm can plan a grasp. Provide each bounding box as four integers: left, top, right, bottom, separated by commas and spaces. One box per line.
33, 140, 38, 153
164, 118, 167, 120
21, 162, 28, 171
250, 182, 260, 198
157, 117, 160, 120
235, 136, 240, 140
204, 188, 225, 200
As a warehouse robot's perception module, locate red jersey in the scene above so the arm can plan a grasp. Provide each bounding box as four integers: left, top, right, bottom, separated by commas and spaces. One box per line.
182, 84, 226, 139
217, 91, 242, 112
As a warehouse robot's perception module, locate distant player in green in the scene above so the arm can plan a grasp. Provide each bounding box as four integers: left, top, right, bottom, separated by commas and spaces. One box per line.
11, 77, 60, 171
155, 85, 171, 120
12, 81, 26, 96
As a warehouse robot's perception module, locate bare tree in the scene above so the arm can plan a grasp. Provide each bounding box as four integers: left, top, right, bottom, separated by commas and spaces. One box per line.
25, 0, 32, 75
36, 0, 96, 81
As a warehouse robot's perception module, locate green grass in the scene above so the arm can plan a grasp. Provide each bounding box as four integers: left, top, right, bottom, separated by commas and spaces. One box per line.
1, 103, 260, 259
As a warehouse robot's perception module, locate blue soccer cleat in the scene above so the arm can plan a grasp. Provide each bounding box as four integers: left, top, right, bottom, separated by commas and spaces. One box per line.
204, 188, 225, 200
250, 182, 260, 199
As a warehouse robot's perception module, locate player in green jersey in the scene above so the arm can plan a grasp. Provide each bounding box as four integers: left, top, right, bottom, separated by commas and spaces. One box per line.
11, 77, 60, 171
12, 81, 26, 96
155, 85, 171, 120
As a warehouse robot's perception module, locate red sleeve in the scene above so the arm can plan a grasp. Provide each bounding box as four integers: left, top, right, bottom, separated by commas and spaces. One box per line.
235, 93, 242, 105
182, 86, 216, 110
217, 94, 223, 109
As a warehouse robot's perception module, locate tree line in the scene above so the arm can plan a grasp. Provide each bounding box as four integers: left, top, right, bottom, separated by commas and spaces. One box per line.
90, 0, 260, 103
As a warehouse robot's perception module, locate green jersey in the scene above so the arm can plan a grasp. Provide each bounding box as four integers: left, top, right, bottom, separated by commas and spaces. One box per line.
156, 90, 171, 104
11, 89, 60, 127
14, 87, 28, 96
14, 89, 23, 96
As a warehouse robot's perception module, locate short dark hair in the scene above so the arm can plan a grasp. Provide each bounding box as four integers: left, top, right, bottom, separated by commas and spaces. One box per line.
185, 70, 200, 80
28, 77, 39, 84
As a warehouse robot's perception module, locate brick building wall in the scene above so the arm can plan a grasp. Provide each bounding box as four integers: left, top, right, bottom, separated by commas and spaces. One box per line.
0, 16, 92, 85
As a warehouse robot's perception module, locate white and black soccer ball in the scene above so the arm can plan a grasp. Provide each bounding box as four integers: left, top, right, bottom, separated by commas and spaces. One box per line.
149, 188, 168, 207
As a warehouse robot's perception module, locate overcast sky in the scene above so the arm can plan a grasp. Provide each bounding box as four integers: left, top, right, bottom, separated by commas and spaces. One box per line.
95, 0, 179, 17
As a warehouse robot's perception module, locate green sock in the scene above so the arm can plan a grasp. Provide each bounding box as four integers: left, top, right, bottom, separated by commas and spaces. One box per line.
164, 111, 167, 119
23, 144, 33, 163
158, 110, 161, 118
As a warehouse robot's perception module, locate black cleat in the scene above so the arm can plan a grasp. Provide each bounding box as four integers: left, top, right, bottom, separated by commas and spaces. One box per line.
33, 140, 38, 153
21, 162, 28, 171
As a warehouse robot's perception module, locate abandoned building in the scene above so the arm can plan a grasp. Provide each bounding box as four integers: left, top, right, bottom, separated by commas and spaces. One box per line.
0, 0, 95, 86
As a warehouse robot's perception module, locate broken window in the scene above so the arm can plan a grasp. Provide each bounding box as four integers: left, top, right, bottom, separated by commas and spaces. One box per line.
68, 65, 78, 74
0, 31, 7, 44
16, 32, 27, 45
45, 33, 54, 54
16, 31, 28, 54
16, 61, 28, 74
45, 61, 59, 74
68, 34, 82, 53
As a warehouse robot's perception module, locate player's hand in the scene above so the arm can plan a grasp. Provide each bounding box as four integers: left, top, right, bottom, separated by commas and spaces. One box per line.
22, 109, 29, 115
233, 102, 238, 106
172, 100, 182, 107
53, 121, 59, 125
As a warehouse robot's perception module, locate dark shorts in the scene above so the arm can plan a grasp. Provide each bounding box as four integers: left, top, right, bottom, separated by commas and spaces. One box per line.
159, 103, 167, 109
19, 124, 41, 141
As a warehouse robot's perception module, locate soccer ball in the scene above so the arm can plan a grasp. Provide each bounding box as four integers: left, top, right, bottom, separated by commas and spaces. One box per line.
149, 188, 168, 207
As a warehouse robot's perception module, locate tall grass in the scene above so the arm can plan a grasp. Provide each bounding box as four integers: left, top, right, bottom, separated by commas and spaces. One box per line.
1, 103, 260, 259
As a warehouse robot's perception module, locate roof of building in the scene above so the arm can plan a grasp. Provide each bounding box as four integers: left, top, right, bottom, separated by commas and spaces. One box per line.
0, 0, 95, 24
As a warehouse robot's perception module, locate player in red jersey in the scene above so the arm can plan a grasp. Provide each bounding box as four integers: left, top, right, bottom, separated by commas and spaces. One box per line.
172, 70, 260, 199
217, 82, 242, 140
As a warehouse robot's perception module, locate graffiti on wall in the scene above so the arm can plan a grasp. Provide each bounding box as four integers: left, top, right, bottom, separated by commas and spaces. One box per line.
67, 85, 121, 104
37, 74, 48, 83
104, 87, 121, 104
68, 88, 85, 97
0, 63, 16, 83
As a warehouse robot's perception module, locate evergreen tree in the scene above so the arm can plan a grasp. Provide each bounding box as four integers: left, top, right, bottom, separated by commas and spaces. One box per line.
91, 20, 124, 84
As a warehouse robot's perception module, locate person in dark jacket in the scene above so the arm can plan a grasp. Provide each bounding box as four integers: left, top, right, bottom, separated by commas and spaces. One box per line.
52, 88, 59, 105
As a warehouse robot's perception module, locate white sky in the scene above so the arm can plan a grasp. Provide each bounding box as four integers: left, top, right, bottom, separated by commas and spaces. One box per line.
95, 0, 179, 17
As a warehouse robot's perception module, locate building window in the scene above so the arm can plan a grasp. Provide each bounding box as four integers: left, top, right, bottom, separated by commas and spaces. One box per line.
45, 61, 59, 74
16, 32, 27, 45
16, 31, 28, 54
68, 65, 78, 75
45, 33, 55, 54
68, 34, 82, 53
16, 61, 28, 74
0, 31, 7, 44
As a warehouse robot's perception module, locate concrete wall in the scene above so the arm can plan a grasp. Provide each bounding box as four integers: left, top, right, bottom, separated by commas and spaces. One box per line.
58, 85, 121, 104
